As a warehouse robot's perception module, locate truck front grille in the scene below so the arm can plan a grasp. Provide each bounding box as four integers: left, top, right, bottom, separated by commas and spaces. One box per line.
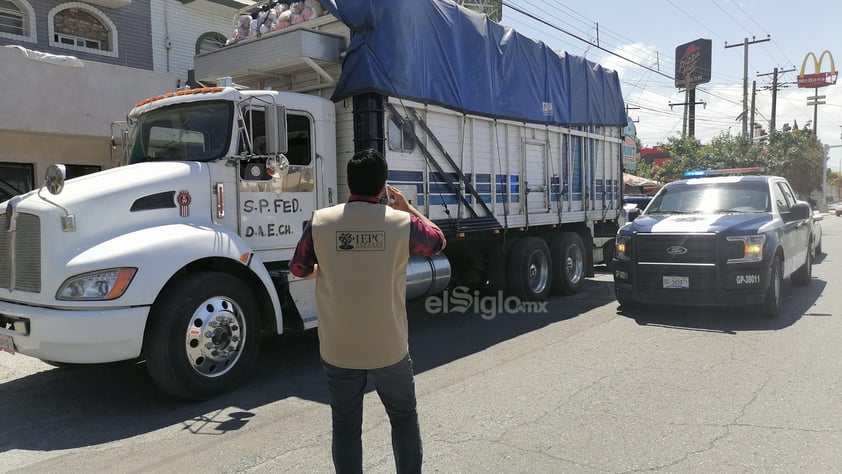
634, 233, 717, 264
0, 212, 42, 293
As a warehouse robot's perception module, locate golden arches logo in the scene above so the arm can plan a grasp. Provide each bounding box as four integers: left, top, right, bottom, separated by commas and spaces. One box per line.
797, 50, 838, 88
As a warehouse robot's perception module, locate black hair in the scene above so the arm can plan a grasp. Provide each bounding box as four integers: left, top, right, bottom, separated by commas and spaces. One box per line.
347, 148, 387, 197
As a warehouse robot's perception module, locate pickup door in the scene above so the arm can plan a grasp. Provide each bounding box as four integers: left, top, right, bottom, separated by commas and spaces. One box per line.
771, 180, 810, 277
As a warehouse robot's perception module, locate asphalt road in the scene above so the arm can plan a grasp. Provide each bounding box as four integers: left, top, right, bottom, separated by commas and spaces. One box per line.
2, 215, 841, 473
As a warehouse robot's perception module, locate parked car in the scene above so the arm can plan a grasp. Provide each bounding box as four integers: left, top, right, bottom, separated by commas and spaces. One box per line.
835, 204, 842, 217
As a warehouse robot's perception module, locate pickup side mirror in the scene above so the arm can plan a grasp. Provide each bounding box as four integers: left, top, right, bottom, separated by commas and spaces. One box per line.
788, 202, 811, 221
264, 103, 288, 155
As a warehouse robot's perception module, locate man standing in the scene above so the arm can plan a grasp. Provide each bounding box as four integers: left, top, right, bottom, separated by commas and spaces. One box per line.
290, 149, 445, 473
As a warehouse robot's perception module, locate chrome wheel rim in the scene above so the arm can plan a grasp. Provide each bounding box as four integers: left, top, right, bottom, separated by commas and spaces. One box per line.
528, 250, 550, 294
183, 296, 246, 377
566, 244, 584, 285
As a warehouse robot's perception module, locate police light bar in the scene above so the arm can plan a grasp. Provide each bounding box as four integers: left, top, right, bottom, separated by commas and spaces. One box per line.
684, 166, 765, 178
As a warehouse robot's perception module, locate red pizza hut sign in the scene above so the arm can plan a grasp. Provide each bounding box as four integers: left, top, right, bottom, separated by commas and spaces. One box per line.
797, 50, 838, 88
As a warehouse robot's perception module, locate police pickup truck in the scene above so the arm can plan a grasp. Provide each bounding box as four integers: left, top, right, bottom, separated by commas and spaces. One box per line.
613, 170, 814, 317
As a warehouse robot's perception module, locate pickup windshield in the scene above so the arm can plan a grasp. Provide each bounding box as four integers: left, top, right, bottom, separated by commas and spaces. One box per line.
646, 181, 770, 215
127, 101, 233, 164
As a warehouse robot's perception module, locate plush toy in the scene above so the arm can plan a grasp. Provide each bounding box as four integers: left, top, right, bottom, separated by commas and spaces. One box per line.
304, 0, 323, 17
249, 9, 270, 38
272, 3, 291, 30
289, 1, 315, 24
226, 14, 252, 44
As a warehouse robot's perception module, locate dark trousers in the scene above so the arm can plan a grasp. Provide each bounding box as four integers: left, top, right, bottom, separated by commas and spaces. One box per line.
322, 354, 422, 474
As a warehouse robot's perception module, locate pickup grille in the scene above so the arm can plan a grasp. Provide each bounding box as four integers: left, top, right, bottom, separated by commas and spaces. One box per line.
634, 233, 718, 264
0, 212, 42, 292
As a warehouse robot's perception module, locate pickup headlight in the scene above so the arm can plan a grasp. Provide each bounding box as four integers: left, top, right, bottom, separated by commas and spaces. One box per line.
615, 235, 631, 260
726, 235, 765, 263
56, 268, 137, 300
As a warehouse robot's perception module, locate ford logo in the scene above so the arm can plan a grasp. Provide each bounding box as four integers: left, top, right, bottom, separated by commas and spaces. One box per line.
666, 246, 688, 255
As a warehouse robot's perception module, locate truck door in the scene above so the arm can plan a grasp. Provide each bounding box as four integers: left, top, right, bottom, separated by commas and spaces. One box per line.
524, 138, 549, 213
239, 110, 316, 253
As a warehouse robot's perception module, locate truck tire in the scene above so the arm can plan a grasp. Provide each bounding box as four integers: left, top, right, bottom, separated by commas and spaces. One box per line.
506, 237, 552, 301
792, 246, 812, 286
550, 232, 586, 295
757, 256, 783, 318
145, 272, 260, 400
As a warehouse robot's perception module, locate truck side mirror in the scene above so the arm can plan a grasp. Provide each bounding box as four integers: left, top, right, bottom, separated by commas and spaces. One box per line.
264, 104, 288, 155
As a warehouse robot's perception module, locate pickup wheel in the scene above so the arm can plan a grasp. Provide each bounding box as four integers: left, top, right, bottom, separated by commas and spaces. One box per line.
145, 272, 260, 400
792, 246, 812, 286
506, 237, 552, 301
757, 256, 783, 318
550, 232, 586, 295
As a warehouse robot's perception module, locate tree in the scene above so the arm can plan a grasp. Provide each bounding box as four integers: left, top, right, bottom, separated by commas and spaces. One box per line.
631, 130, 825, 197
763, 129, 824, 196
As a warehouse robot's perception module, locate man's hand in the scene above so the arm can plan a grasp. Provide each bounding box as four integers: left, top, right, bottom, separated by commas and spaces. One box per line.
385, 185, 411, 213
387, 185, 446, 250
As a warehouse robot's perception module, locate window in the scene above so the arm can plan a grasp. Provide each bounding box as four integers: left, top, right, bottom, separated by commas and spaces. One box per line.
0, 0, 35, 43
388, 114, 415, 152
0, 162, 34, 203
238, 109, 311, 166
287, 114, 312, 165
196, 32, 228, 55
65, 164, 100, 179
48, 3, 118, 57
772, 182, 790, 213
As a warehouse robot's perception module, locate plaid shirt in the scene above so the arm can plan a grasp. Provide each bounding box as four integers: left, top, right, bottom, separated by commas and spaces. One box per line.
290, 195, 445, 278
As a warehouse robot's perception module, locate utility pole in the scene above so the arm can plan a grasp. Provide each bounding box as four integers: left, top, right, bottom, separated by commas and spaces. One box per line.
625, 104, 640, 123
669, 96, 706, 138
750, 80, 757, 139
807, 89, 825, 134
725, 35, 770, 136
757, 67, 795, 132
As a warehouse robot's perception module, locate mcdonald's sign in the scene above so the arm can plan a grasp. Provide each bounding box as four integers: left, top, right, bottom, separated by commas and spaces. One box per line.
797, 50, 838, 88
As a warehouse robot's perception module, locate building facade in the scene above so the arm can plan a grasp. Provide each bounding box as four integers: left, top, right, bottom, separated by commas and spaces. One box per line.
0, 0, 239, 201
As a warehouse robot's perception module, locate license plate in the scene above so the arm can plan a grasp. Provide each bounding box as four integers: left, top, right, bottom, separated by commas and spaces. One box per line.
663, 276, 689, 289
0, 333, 15, 355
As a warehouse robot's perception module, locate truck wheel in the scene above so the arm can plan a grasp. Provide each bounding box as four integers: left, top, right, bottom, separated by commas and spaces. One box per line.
506, 237, 552, 301
757, 256, 783, 318
792, 246, 812, 286
550, 233, 586, 295
145, 272, 260, 400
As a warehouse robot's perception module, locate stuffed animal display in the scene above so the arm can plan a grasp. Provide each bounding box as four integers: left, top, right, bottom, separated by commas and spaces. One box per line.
225, 0, 325, 45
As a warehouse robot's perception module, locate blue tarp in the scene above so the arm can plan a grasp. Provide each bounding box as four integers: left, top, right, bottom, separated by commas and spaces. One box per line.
316, 0, 628, 127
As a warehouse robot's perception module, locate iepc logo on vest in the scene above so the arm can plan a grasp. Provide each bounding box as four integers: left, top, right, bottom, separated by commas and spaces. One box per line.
335, 231, 386, 251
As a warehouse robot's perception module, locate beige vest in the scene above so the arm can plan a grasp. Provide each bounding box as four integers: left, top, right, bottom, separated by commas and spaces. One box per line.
311, 201, 411, 368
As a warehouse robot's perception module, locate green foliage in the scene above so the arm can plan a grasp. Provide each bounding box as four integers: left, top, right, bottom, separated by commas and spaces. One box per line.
633, 130, 825, 196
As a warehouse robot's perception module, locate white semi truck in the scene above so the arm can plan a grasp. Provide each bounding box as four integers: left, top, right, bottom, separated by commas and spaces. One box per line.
0, 0, 628, 399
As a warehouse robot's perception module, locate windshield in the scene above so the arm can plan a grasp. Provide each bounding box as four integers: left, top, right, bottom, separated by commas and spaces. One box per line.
646, 180, 770, 215
127, 101, 234, 164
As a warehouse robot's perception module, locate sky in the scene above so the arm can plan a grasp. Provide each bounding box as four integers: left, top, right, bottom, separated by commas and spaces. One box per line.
500, 0, 842, 172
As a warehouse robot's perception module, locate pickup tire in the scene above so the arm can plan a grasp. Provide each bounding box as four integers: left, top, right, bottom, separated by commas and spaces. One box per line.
506, 237, 552, 301
792, 246, 812, 286
145, 272, 260, 400
757, 256, 783, 318
550, 232, 586, 295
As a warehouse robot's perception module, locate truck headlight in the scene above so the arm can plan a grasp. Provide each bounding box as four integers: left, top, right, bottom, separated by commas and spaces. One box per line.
616, 235, 631, 260
56, 268, 137, 300
726, 235, 765, 263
